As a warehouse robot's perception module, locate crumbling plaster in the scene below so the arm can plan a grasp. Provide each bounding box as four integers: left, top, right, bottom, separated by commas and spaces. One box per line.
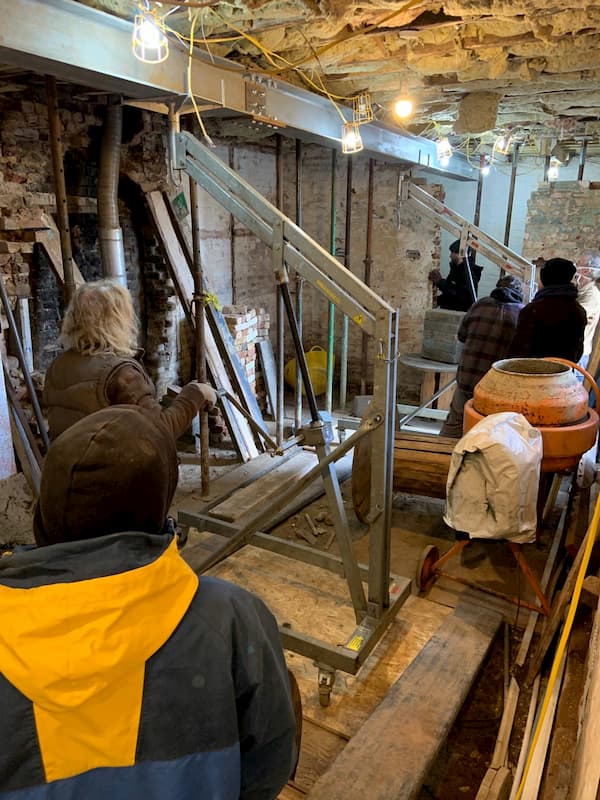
73, 0, 600, 137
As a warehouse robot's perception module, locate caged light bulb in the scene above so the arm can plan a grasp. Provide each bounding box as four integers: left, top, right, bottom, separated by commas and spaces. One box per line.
132, 10, 169, 64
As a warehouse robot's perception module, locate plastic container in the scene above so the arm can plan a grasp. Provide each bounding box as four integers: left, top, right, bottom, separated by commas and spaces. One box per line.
284, 346, 331, 396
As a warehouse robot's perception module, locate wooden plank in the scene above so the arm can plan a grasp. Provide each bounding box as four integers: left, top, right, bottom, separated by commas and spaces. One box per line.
278, 785, 306, 799
210, 450, 318, 523
35, 215, 85, 287
145, 190, 258, 462
163, 191, 266, 431
293, 720, 346, 795
256, 338, 278, 417
182, 447, 302, 512
306, 601, 502, 800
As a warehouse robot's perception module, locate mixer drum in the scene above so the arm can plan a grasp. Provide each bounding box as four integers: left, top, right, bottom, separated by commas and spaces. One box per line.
473, 358, 589, 426
465, 357, 598, 472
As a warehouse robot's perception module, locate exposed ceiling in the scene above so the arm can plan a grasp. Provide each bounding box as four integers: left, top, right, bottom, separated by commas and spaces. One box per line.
68, 0, 600, 154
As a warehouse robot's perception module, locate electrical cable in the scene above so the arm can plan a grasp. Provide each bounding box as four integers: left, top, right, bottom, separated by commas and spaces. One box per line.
186, 10, 214, 146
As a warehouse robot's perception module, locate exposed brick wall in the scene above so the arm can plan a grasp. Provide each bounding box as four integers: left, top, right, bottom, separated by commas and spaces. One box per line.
0, 85, 192, 393
522, 181, 600, 263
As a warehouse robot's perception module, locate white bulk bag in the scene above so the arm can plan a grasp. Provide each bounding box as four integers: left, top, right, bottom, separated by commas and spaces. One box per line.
444, 412, 543, 543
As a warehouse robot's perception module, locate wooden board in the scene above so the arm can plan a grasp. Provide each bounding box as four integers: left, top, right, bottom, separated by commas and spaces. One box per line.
35, 214, 85, 287
292, 720, 347, 795
163, 191, 266, 431
209, 449, 319, 522
306, 601, 502, 800
256, 338, 278, 417
353, 430, 456, 522
145, 190, 258, 462
183, 447, 300, 511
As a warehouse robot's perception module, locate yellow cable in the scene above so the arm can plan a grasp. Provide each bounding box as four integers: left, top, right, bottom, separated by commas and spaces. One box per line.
187, 12, 214, 146
265, 0, 424, 74
513, 490, 600, 800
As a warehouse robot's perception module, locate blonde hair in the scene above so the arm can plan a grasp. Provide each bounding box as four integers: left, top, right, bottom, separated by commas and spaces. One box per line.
60, 280, 139, 357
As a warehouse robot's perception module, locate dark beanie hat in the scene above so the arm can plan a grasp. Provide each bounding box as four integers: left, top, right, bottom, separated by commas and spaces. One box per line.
34, 405, 179, 546
449, 239, 473, 257
540, 257, 576, 286
496, 274, 524, 301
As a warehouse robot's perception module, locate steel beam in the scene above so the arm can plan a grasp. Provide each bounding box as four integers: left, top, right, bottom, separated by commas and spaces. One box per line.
0, 0, 474, 180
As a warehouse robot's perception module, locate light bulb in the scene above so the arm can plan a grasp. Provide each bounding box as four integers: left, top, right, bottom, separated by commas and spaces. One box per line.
436, 136, 452, 161
547, 160, 560, 181
493, 134, 512, 155
341, 122, 363, 154
132, 11, 169, 64
394, 98, 414, 119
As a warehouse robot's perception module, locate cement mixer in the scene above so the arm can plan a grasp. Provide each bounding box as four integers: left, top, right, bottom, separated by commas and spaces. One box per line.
352, 357, 599, 522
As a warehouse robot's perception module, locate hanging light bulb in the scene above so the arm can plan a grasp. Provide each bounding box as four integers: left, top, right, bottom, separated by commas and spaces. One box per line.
436, 136, 453, 162
547, 158, 560, 181
352, 93, 373, 124
341, 122, 363, 154
393, 96, 414, 120
132, 8, 169, 64
393, 82, 414, 120
493, 133, 512, 156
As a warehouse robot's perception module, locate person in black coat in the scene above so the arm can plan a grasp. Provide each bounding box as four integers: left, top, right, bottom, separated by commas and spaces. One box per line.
428, 239, 483, 312
509, 257, 586, 363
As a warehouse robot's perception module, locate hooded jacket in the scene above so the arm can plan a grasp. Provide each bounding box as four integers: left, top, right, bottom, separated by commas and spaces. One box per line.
0, 534, 297, 799
437, 259, 483, 312
509, 283, 586, 362
1, 407, 296, 798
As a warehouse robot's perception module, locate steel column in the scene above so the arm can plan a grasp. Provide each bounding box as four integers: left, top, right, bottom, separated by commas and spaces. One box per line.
504, 142, 520, 248
361, 158, 375, 394
578, 140, 588, 182
340, 158, 353, 410
294, 139, 304, 430
325, 149, 337, 415
275, 136, 285, 445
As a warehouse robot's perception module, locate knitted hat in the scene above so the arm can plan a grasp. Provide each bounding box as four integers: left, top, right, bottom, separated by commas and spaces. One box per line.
540, 258, 576, 286
34, 405, 178, 545
449, 239, 473, 258
495, 275, 524, 301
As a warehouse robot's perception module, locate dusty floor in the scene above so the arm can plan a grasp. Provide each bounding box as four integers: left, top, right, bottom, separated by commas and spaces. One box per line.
1, 434, 589, 799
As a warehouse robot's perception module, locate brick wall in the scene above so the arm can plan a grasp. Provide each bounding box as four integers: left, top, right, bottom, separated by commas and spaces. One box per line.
523, 181, 600, 264
0, 84, 193, 392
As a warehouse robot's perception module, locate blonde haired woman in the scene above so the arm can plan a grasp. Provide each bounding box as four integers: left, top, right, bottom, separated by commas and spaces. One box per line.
44, 279, 216, 440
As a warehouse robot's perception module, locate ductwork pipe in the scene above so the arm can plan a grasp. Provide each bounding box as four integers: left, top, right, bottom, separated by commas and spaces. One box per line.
98, 99, 127, 285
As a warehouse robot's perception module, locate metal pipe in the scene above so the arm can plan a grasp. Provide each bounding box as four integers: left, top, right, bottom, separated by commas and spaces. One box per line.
474, 153, 485, 228
275, 135, 285, 444
578, 140, 588, 182
280, 281, 320, 422
189, 176, 210, 495
398, 378, 456, 427
543, 154, 551, 183
361, 158, 375, 394
294, 138, 304, 430
44, 75, 76, 304
228, 144, 237, 303
504, 142, 520, 247
340, 157, 353, 410
325, 149, 337, 415
0, 276, 49, 450
98, 97, 127, 285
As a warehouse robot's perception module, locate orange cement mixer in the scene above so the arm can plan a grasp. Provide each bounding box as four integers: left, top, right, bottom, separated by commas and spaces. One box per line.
463, 357, 600, 472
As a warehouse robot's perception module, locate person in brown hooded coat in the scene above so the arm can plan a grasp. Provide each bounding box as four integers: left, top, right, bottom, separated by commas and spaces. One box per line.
43, 279, 216, 441
0, 404, 298, 799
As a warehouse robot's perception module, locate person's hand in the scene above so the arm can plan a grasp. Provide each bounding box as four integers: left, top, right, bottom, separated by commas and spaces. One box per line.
428, 269, 441, 286
188, 381, 218, 411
